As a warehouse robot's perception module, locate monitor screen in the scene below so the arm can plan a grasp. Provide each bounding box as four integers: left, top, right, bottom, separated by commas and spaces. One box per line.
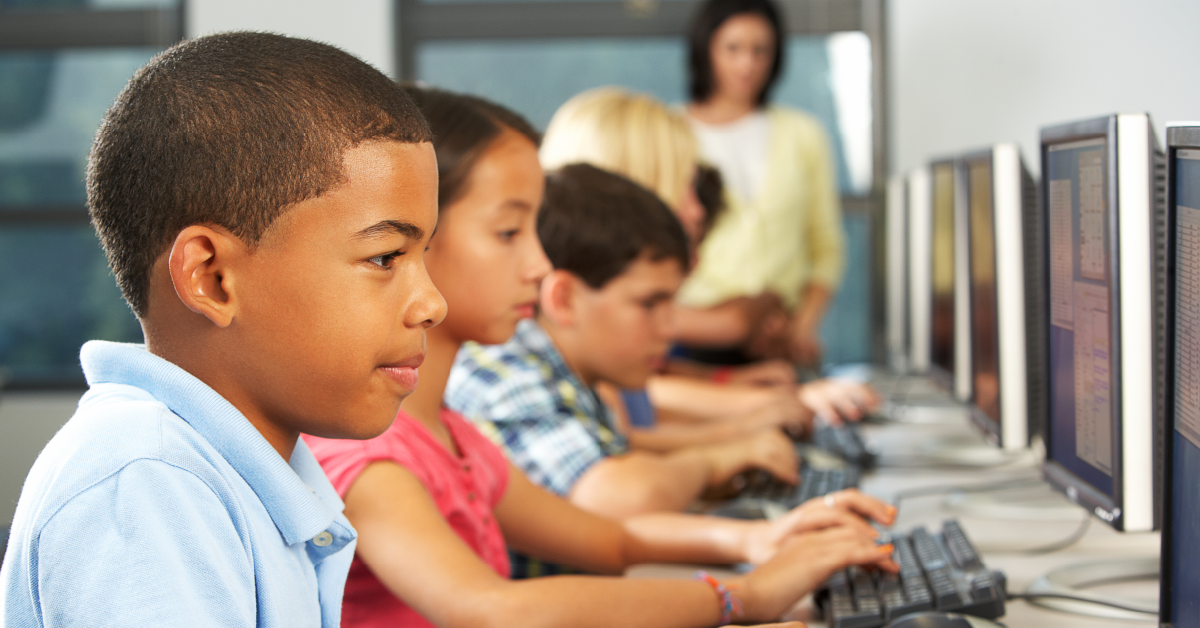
1045, 137, 1116, 499
1166, 146, 1200, 625
966, 155, 1000, 430
930, 161, 957, 380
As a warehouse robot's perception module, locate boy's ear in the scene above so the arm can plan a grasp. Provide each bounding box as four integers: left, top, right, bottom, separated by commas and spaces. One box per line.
167, 224, 243, 328
538, 269, 577, 328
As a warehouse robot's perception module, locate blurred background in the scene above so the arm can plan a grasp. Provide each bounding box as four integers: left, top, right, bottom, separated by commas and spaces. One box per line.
0, 0, 1197, 526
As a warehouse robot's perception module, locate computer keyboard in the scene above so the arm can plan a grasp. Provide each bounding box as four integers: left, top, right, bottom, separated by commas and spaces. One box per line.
815, 519, 1006, 628
708, 462, 860, 519
811, 420, 876, 468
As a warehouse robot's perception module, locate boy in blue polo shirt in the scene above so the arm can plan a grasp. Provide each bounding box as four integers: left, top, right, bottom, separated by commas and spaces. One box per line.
0, 33, 445, 626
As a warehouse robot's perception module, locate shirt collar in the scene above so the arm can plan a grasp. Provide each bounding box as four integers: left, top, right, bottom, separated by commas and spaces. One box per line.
513, 319, 579, 386
80, 341, 348, 547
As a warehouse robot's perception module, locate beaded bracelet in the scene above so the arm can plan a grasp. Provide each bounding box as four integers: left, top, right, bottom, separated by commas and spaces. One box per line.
694, 570, 743, 625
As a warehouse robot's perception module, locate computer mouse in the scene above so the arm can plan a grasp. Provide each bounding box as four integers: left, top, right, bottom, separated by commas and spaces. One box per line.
883, 611, 1005, 628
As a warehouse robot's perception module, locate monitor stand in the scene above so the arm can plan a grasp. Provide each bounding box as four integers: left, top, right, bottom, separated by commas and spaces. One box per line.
879, 431, 1032, 468
1025, 557, 1159, 620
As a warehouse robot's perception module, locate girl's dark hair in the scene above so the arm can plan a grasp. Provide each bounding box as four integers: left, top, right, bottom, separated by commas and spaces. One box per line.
539, 164, 690, 289
401, 86, 540, 209
687, 0, 785, 106
694, 163, 727, 233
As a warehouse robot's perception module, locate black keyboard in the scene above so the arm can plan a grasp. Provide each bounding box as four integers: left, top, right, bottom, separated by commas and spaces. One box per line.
709, 463, 860, 519
815, 519, 1006, 628
811, 421, 876, 468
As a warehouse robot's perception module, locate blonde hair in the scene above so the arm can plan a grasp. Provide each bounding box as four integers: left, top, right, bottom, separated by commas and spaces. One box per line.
540, 87, 698, 210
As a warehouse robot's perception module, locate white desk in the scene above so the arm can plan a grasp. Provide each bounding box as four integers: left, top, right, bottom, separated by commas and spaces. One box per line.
629, 417, 1161, 627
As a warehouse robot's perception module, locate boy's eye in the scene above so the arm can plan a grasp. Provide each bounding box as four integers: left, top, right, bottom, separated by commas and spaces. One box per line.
368, 250, 404, 268
498, 229, 520, 242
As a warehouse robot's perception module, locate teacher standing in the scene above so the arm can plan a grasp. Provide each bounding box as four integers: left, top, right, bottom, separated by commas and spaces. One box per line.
679, 0, 846, 367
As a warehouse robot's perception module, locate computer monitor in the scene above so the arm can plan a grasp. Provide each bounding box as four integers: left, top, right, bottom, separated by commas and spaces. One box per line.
1040, 113, 1165, 532
961, 144, 1043, 450
908, 167, 932, 373
1159, 123, 1200, 627
886, 173, 909, 373
929, 159, 959, 392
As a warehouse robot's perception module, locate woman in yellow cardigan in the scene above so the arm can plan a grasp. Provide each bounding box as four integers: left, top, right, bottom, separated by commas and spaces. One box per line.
682, 0, 846, 367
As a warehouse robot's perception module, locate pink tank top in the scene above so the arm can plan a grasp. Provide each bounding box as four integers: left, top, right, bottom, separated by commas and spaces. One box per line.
304, 408, 511, 628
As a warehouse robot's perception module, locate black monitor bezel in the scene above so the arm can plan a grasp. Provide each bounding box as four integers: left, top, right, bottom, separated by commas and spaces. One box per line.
1158, 124, 1200, 628
1038, 115, 1126, 528
927, 156, 959, 393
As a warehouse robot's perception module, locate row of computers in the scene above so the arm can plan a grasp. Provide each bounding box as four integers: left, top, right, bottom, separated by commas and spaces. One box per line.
870, 112, 1198, 627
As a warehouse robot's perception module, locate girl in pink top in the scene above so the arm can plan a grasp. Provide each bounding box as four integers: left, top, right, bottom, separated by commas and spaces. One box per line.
305, 87, 898, 628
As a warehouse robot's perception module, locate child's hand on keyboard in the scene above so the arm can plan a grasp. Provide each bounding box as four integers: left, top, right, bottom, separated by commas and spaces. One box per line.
728, 524, 900, 622
797, 379, 882, 424
743, 500, 880, 564
707, 429, 800, 487
797, 489, 897, 527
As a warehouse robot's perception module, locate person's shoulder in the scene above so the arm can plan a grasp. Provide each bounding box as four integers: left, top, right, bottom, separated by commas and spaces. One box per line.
447, 324, 558, 416
16, 383, 235, 530
767, 105, 829, 138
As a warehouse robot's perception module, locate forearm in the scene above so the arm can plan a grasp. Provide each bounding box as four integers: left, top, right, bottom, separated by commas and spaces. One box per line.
647, 375, 777, 421
670, 300, 754, 347
463, 576, 722, 628
793, 283, 833, 332
617, 512, 754, 566
569, 450, 713, 517
627, 421, 750, 452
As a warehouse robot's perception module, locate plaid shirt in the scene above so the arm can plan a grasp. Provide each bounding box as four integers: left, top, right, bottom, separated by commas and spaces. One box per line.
446, 319, 628, 498
446, 320, 629, 579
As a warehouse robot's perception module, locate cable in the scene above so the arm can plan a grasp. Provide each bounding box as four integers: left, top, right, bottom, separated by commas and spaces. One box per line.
1017, 515, 1091, 555
1007, 591, 1158, 615
890, 477, 1043, 511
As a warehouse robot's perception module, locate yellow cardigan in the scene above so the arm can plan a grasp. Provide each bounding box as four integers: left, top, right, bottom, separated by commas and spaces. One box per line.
678, 105, 846, 311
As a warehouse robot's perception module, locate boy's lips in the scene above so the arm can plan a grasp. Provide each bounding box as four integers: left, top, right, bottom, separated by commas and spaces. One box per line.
515, 301, 537, 318
379, 354, 424, 391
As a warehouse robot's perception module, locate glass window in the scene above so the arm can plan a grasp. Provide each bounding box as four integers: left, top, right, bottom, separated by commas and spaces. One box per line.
0, 223, 141, 385
0, 48, 160, 208
0, 48, 159, 385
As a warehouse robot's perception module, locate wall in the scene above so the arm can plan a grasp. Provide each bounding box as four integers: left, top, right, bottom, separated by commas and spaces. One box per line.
0, 392, 82, 525
889, 0, 1200, 176
186, 0, 395, 78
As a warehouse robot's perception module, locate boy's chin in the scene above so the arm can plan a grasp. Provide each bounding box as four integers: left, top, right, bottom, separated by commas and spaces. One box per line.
318, 402, 405, 441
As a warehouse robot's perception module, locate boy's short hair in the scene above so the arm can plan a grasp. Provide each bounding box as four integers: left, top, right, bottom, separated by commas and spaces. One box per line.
539, 163, 689, 289
401, 86, 540, 209
88, 32, 432, 317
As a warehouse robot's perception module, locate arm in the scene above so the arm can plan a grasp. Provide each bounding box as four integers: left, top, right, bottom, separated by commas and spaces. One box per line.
346, 459, 735, 628
498, 464, 894, 570
646, 375, 811, 428
671, 293, 785, 348
786, 283, 833, 366
788, 121, 845, 365
664, 358, 797, 388
568, 430, 800, 518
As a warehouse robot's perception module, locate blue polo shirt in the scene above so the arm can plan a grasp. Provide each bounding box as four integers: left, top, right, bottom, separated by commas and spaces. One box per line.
0, 341, 357, 627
